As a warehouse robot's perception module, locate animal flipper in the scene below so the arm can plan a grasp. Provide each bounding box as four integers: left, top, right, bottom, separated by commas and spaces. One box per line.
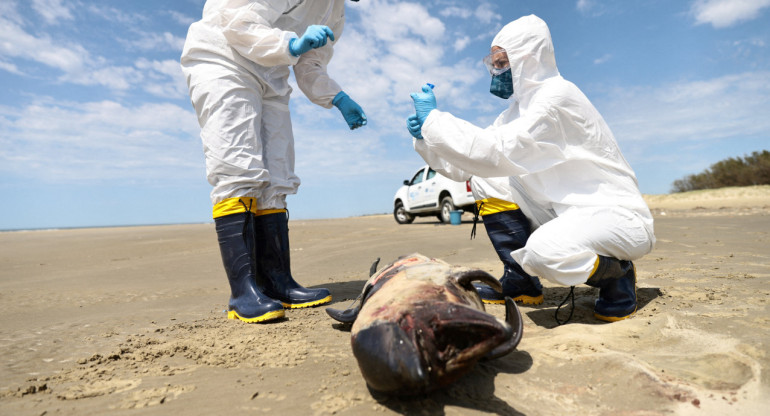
325, 306, 361, 323
326, 262, 378, 324
369, 257, 381, 277
486, 296, 523, 359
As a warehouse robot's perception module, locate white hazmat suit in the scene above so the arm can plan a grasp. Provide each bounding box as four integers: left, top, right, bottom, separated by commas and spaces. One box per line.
415, 15, 655, 287
181, 0, 347, 212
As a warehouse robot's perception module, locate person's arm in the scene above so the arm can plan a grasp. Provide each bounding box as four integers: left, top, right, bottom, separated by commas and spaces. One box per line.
413, 138, 472, 182
221, 2, 301, 68
294, 18, 367, 129
420, 105, 564, 178
293, 18, 343, 108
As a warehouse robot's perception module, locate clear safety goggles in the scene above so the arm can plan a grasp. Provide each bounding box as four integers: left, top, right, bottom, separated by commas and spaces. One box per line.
483, 49, 510, 76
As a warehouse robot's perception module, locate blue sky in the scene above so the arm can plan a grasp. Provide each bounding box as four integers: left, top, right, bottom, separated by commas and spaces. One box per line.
1, 0, 769, 230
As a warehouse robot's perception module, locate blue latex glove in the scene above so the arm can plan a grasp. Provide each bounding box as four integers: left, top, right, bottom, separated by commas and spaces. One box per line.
410, 83, 437, 125
406, 114, 423, 139
333, 91, 367, 130
289, 25, 335, 57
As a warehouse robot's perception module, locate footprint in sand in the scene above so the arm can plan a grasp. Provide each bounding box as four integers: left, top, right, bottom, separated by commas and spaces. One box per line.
524, 313, 762, 412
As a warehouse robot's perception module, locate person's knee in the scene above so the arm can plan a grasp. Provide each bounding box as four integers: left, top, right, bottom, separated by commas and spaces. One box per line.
515, 237, 594, 287
513, 241, 556, 279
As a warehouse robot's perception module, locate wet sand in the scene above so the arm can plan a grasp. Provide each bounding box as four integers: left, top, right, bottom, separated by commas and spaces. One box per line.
1, 185, 769, 415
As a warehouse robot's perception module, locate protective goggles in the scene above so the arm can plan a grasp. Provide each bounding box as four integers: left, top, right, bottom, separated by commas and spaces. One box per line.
483, 49, 510, 76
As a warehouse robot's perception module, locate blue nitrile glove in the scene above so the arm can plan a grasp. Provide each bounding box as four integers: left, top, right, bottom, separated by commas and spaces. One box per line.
289, 25, 335, 57
410, 83, 436, 125
333, 91, 367, 130
406, 114, 423, 139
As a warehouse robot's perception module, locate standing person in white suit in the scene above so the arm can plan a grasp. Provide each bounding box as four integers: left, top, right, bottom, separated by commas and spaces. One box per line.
181, 0, 367, 323
407, 15, 655, 322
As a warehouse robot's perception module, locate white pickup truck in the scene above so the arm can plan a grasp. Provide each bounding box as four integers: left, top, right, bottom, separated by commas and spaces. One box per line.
393, 165, 476, 224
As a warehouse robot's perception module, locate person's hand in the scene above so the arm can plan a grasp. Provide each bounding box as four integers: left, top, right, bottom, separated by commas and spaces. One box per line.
406, 114, 423, 139
410, 84, 436, 125
333, 91, 367, 130
289, 25, 335, 56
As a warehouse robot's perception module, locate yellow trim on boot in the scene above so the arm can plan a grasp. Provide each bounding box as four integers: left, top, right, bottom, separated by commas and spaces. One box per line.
255, 208, 287, 217
281, 295, 332, 309
213, 197, 258, 219
594, 307, 637, 322
227, 308, 285, 323
589, 255, 601, 277
515, 294, 544, 305
593, 261, 637, 322
476, 198, 520, 216
481, 294, 544, 305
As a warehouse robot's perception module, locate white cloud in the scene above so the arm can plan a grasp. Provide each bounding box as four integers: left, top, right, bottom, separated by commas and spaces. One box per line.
330, 1, 487, 118
0, 1, 23, 25
127, 31, 186, 52
0, 12, 185, 96
474, 3, 499, 24
454, 36, 471, 52
86, 4, 148, 26
0, 99, 200, 183
0, 59, 23, 76
577, 0, 592, 12
435, 2, 499, 25
440, 6, 472, 19
31, 0, 73, 25
168, 10, 196, 27
0, 16, 88, 73
576, 0, 603, 16
284, 0, 496, 183
59, 65, 139, 90
593, 53, 612, 65
599, 71, 770, 145
357, 0, 445, 43
690, 0, 770, 28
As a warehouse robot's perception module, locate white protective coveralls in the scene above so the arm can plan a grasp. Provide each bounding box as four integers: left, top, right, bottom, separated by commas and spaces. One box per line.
414, 15, 655, 287
469, 176, 519, 210
181, 0, 347, 211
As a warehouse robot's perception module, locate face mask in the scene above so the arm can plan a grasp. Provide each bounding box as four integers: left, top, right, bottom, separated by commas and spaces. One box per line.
490, 69, 513, 99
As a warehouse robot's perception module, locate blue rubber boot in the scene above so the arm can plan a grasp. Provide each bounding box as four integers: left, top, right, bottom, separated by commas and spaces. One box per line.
473, 209, 543, 305
586, 256, 637, 322
253, 212, 332, 309
215, 212, 285, 323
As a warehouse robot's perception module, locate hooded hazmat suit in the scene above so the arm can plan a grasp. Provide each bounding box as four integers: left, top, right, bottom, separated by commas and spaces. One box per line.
414, 15, 655, 287
181, 0, 348, 211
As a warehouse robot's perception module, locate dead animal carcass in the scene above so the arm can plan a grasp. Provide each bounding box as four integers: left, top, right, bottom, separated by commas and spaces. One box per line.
326, 253, 523, 395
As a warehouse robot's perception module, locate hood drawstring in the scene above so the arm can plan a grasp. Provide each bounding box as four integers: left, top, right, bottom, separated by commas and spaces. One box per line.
471, 201, 484, 240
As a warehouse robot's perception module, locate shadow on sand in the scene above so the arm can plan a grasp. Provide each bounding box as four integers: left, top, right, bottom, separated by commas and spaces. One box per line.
371, 351, 532, 416
525, 286, 663, 328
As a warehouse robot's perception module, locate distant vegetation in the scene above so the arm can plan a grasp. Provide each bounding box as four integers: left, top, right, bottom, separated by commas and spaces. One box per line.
671, 150, 770, 193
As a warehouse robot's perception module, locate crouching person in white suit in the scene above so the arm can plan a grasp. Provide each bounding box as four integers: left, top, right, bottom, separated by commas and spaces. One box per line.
406, 15, 655, 322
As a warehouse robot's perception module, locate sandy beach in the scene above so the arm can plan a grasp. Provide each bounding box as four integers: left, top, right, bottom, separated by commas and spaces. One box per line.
1, 185, 769, 415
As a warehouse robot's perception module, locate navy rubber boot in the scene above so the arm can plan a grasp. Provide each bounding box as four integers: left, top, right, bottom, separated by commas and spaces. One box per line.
215, 212, 285, 323
253, 212, 332, 309
586, 255, 637, 322
473, 210, 543, 305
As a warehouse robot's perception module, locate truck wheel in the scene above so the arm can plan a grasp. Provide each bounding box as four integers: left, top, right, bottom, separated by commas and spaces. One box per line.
438, 197, 455, 223
394, 201, 415, 224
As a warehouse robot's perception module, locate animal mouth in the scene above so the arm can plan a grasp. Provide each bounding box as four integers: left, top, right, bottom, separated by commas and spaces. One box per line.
434, 318, 512, 373
406, 301, 514, 380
